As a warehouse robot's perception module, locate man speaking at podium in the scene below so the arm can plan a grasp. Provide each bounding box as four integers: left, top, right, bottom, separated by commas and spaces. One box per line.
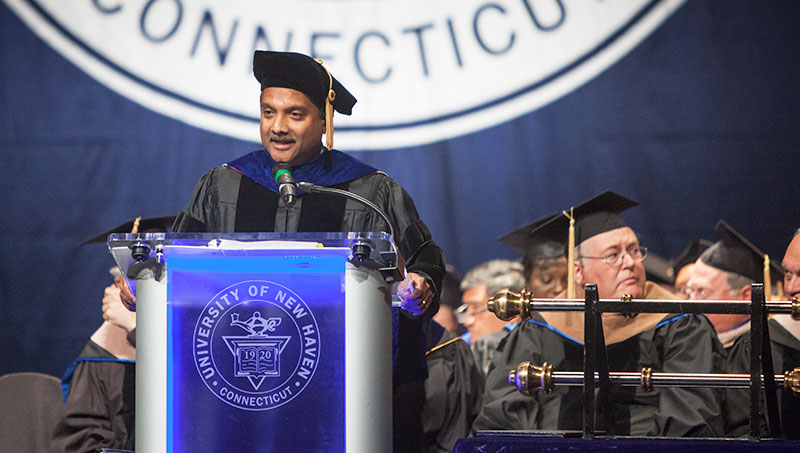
122, 51, 445, 452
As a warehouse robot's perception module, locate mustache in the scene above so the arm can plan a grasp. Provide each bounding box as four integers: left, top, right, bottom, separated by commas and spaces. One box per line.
269, 135, 295, 144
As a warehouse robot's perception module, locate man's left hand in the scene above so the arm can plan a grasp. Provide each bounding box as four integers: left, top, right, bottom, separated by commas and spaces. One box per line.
397, 272, 434, 315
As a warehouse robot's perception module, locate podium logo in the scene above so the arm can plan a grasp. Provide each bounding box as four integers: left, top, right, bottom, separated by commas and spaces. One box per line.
193, 280, 321, 411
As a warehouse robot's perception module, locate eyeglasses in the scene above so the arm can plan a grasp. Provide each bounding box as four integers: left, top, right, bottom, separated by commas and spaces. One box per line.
455, 303, 488, 324
578, 246, 648, 267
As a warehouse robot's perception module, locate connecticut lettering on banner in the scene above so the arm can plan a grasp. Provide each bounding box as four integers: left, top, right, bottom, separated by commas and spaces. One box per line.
4, 0, 685, 149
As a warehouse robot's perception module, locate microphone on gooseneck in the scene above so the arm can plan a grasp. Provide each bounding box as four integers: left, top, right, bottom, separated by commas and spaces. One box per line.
272, 162, 296, 206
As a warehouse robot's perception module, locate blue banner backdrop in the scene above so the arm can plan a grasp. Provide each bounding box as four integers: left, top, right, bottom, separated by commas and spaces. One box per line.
1, 0, 799, 379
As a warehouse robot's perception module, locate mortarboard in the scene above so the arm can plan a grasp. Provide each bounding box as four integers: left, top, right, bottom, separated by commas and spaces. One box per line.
700, 220, 784, 298
523, 191, 639, 248
669, 238, 712, 279
81, 215, 176, 245
570, 191, 638, 245
253, 51, 356, 151
643, 251, 674, 286
498, 211, 565, 260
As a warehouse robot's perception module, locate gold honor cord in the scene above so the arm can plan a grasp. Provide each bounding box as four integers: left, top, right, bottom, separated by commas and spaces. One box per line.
563, 207, 575, 299
764, 254, 772, 301
314, 58, 336, 152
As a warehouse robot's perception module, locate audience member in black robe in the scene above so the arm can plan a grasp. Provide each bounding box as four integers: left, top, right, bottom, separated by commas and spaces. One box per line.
53, 216, 172, 451
422, 322, 484, 452
723, 227, 800, 437
458, 259, 526, 376
52, 282, 136, 452
473, 191, 724, 437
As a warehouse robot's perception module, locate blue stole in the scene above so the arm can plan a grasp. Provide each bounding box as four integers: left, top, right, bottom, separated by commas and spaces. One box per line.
226, 148, 378, 192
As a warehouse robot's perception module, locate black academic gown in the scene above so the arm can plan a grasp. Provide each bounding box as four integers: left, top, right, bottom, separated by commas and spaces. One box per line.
724, 317, 800, 438
52, 340, 136, 452
174, 149, 445, 452
422, 325, 484, 452
473, 282, 725, 437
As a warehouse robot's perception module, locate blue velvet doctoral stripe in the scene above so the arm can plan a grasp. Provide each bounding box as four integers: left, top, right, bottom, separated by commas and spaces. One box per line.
226, 148, 378, 194
527, 319, 585, 346
60, 356, 135, 401
654, 313, 693, 329
525, 314, 696, 347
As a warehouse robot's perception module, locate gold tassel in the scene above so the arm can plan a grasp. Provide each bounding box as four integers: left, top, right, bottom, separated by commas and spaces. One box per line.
764, 254, 772, 301
131, 216, 142, 234
563, 208, 575, 299
315, 58, 336, 151
326, 90, 335, 151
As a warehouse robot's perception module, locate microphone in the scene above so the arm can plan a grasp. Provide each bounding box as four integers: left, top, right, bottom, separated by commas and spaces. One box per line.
272, 162, 296, 206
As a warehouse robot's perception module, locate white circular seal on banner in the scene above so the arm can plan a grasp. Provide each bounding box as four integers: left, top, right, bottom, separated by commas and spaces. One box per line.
5, 0, 685, 150
192, 280, 321, 411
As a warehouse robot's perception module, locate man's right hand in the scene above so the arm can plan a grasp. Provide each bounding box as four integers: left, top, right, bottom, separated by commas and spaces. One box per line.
103, 284, 136, 332
118, 278, 136, 311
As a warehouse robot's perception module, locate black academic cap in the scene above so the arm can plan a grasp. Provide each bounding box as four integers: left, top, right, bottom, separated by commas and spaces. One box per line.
81, 215, 176, 245
700, 220, 783, 283
498, 211, 564, 259
521, 191, 639, 249
253, 51, 357, 115
571, 191, 638, 244
670, 239, 713, 278
644, 251, 674, 286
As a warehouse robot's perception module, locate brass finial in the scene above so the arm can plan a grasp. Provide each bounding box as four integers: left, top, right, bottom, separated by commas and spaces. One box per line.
785, 368, 800, 395
508, 361, 554, 395
488, 288, 533, 321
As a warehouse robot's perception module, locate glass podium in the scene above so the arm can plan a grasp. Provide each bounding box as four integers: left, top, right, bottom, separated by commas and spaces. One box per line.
108, 232, 399, 452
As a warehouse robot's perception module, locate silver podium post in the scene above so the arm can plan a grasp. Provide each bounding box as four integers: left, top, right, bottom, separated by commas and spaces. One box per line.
345, 263, 393, 452
130, 263, 167, 452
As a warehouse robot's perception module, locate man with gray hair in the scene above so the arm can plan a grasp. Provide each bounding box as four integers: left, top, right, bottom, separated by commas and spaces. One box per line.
686, 220, 784, 437
459, 259, 526, 375
722, 226, 800, 437
686, 220, 782, 348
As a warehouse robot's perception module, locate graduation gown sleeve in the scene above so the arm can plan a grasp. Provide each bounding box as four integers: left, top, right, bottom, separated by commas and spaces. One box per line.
472, 319, 585, 432
51, 341, 135, 452
423, 333, 484, 452
645, 314, 725, 437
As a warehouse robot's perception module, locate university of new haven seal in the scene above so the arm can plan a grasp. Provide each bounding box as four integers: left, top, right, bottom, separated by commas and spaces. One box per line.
192, 280, 321, 411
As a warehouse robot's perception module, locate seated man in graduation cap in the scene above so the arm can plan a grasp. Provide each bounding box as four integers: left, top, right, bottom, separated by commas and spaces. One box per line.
120, 51, 444, 452
721, 226, 800, 438
53, 216, 174, 452
473, 191, 724, 437
686, 220, 783, 349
